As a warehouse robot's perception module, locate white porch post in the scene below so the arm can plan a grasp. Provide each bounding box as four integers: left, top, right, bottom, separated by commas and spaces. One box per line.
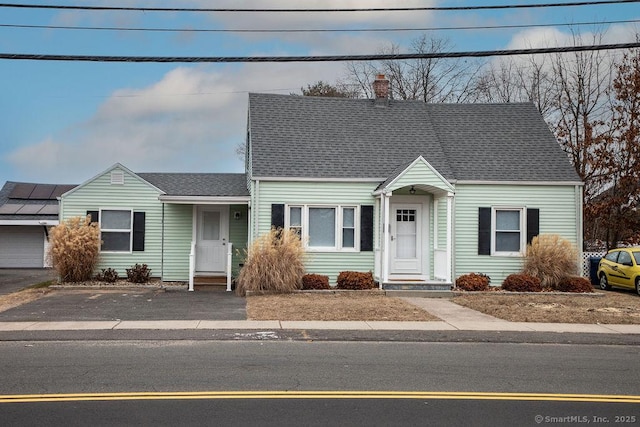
188, 241, 195, 292
446, 192, 454, 283
382, 191, 391, 285
226, 242, 233, 292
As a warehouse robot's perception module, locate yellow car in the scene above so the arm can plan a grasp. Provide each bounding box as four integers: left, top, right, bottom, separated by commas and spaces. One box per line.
597, 247, 640, 295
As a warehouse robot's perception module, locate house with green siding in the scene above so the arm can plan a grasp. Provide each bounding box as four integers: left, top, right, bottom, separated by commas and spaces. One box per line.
59, 74, 583, 290
246, 75, 583, 289
59, 164, 249, 290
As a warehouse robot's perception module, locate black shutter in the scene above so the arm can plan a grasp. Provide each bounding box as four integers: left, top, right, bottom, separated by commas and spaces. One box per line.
87, 210, 99, 223
526, 208, 540, 244
271, 204, 285, 229
478, 207, 491, 255
133, 212, 145, 251
360, 205, 374, 252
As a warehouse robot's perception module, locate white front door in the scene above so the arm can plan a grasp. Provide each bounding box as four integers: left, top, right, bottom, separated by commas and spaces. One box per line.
196, 206, 228, 272
390, 203, 422, 275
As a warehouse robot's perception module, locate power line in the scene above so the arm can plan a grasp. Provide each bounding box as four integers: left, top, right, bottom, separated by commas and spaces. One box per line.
1, 0, 639, 13
2, 19, 639, 34
2, 42, 639, 63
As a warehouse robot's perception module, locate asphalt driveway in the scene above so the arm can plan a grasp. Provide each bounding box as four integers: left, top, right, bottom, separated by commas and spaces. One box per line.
0, 268, 57, 296
0, 269, 246, 321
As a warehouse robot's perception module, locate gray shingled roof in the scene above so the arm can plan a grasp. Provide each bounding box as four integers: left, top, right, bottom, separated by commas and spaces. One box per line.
248, 93, 581, 183
138, 173, 248, 197
0, 181, 76, 221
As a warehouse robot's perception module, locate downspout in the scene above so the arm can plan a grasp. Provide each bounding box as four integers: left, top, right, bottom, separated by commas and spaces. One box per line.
161, 203, 165, 281
253, 180, 260, 240
576, 184, 584, 276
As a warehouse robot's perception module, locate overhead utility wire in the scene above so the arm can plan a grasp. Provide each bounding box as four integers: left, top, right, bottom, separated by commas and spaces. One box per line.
2, 18, 639, 33
2, 42, 639, 63
1, 0, 639, 12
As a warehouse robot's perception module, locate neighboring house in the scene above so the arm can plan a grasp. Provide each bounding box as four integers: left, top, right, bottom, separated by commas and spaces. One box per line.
0, 181, 75, 268
59, 75, 583, 290
246, 75, 583, 289
59, 166, 249, 288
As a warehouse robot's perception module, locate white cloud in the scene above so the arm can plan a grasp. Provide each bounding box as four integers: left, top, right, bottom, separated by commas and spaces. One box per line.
7, 61, 347, 183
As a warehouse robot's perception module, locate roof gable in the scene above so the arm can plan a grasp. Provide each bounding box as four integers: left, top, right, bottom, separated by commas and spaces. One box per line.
377, 156, 454, 194
60, 163, 163, 199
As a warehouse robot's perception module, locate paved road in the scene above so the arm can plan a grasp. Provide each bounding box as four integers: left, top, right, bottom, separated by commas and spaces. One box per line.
2, 398, 636, 426
0, 341, 637, 425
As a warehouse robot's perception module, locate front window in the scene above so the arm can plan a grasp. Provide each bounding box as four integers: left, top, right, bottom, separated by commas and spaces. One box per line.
492, 208, 524, 255
342, 207, 356, 249
101, 209, 132, 252
309, 207, 335, 247
287, 205, 358, 251
633, 251, 640, 266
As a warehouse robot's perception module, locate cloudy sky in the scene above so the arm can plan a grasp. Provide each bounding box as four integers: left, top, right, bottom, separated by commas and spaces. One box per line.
1, 0, 639, 186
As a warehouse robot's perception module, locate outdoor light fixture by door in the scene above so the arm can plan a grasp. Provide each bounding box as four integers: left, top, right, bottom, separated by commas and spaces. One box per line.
409, 185, 416, 195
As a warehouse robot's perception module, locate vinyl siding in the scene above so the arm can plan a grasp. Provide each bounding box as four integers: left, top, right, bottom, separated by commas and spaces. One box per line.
454, 183, 581, 285
229, 204, 249, 276
161, 203, 192, 281
254, 181, 377, 284
60, 167, 164, 278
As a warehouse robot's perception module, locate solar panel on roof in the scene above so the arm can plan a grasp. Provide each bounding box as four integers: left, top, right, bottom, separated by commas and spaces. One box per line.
0, 204, 24, 214
29, 184, 56, 200
38, 205, 59, 215
51, 185, 75, 198
8, 183, 36, 199
17, 204, 46, 214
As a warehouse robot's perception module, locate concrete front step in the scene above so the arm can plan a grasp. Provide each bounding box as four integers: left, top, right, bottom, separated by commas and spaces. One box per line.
385, 290, 453, 298
382, 283, 452, 291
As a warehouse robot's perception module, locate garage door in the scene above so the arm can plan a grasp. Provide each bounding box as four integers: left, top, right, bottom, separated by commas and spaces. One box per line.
0, 226, 45, 268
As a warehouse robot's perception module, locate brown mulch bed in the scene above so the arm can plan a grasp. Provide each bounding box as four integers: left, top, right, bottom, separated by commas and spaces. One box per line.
453, 290, 640, 324
247, 292, 439, 321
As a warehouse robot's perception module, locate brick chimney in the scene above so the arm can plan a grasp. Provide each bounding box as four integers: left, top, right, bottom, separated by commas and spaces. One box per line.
372, 74, 389, 99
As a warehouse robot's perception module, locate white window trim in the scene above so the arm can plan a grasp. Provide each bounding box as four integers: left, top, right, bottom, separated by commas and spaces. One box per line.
285, 204, 360, 252
99, 208, 133, 253
491, 206, 525, 257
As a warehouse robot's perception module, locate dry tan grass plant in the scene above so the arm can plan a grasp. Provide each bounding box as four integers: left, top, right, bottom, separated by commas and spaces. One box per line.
523, 234, 578, 289
235, 228, 306, 296
48, 216, 101, 282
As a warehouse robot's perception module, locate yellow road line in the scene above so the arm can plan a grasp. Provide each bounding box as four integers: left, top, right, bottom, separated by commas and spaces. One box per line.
1, 391, 639, 403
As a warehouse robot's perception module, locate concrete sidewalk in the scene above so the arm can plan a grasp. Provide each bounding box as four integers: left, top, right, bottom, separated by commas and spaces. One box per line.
0, 298, 638, 334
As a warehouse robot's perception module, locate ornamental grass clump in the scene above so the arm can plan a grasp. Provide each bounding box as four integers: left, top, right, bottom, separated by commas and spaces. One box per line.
235, 228, 306, 296
48, 216, 100, 282
523, 234, 578, 289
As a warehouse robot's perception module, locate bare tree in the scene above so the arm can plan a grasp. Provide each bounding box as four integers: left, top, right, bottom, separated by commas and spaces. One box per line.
550, 30, 612, 193
343, 35, 480, 102
296, 80, 360, 98
471, 54, 556, 116
586, 46, 640, 247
